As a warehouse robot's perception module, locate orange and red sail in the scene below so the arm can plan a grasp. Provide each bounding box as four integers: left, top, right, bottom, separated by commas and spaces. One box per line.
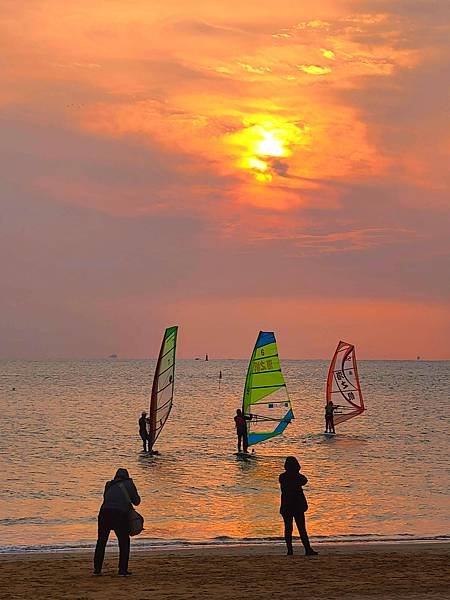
326, 340, 365, 426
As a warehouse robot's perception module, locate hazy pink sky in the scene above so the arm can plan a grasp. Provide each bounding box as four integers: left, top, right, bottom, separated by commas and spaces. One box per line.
1, 0, 449, 359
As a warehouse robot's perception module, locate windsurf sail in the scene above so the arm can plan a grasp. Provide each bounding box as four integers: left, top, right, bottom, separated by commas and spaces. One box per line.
326, 340, 365, 426
242, 331, 294, 446
148, 326, 178, 449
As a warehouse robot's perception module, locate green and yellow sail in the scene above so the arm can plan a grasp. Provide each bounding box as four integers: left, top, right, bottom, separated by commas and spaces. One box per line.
242, 331, 294, 446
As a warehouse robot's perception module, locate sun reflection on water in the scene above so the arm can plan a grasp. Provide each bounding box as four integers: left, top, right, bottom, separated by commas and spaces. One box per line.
0, 359, 448, 548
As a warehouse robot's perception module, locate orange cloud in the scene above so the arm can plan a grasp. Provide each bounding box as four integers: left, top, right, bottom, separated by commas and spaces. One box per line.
298, 65, 332, 75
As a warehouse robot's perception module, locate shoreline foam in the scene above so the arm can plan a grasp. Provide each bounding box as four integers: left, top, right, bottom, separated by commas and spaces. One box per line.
1, 533, 449, 555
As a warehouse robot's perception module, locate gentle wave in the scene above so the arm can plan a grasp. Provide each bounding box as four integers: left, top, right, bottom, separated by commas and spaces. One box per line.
1, 533, 449, 555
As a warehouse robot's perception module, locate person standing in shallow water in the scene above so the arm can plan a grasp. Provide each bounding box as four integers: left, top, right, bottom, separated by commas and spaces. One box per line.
138, 411, 149, 451
234, 408, 252, 453
279, 457, 318, 556
93, 468, 141, 576
325, 400, 336, 433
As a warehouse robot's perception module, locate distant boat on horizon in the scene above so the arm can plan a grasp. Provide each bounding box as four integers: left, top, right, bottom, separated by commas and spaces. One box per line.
108, 354, 118, 359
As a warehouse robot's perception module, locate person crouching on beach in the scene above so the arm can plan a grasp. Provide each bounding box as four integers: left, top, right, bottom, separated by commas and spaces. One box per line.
93, 468, 141, 576
279, 457, 318, 556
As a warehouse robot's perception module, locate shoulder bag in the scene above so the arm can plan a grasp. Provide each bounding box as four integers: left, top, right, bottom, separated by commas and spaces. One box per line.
118, 482, 144, 536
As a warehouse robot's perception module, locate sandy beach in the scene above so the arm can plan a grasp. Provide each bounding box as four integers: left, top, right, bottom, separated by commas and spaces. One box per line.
0, 542, 448, 600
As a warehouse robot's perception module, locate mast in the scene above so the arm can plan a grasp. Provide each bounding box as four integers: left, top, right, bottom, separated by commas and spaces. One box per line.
242, 331, 294, 446
326, 340, 365, 426
148, 326, 178, 449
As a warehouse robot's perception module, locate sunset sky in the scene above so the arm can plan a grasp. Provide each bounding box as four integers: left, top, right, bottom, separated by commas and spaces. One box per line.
1, 0, 449, 359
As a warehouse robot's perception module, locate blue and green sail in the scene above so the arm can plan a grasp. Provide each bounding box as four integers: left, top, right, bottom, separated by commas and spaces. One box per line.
242, 331, 294, 446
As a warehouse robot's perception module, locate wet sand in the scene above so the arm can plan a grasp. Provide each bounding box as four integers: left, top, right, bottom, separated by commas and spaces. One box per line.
0, 542, 448, 600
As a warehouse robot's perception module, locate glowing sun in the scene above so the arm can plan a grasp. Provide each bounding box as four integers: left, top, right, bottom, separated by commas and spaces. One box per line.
226, 115, 308, 182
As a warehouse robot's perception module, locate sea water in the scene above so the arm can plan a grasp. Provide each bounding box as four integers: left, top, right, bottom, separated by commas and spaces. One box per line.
0, 359, 448, 552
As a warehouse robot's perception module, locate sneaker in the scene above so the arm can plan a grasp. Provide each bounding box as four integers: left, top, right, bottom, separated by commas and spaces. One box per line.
93, 571, 102, 576
305, 549, 318, 556
118, 571, 132, 577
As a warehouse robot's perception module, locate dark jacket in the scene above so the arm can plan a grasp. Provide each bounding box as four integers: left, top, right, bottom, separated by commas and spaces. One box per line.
234, 413, 251, 435
101, 475, 141, 514
279, 471, 308, 515
139, 416, 148, 435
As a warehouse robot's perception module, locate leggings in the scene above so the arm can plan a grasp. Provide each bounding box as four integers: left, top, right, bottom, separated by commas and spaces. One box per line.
140, 432, 148, 451
282, 511, 312, 553
325, 415, 335, 432
94, 508, 130, 574
237, 431, 248, 453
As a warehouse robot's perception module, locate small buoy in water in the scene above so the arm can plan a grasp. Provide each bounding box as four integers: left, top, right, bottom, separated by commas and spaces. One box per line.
12, 387, 16, 391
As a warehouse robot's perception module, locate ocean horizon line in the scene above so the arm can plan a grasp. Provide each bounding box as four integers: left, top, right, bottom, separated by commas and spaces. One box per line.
0, 357, 449, 362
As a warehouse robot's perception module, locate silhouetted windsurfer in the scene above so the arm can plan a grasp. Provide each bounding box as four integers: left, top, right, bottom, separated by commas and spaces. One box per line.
234, 408, 252, 453
325, 400, 336, 433
93, 468, 141, 576
279, 456, 317, 556
138, 411, 149, 452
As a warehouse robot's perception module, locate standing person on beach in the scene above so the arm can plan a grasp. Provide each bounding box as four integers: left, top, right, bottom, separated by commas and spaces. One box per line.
279, 456, 318, 556
93, 468, 141, 576
138, 411, 149, 451
234, 408, 252, 453
325, 400, 336, 433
